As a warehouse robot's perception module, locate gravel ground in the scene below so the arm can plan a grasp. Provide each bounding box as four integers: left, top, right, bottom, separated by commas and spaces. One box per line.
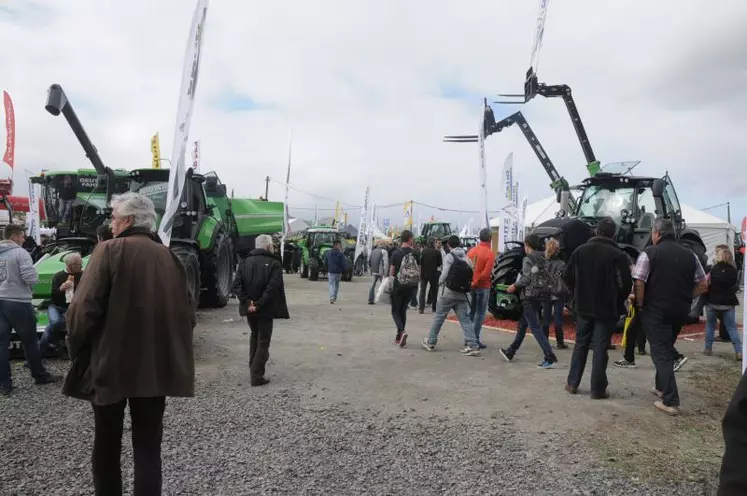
0, 276, 726, 495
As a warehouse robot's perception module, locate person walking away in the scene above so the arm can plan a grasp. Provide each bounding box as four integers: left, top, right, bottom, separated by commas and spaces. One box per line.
0, 224, 60, 396
409, 241, 422, 309
64, 193, 196, 494
233, 234, 290, 386
389, 230, 420, 346
543, 238, 569, 349
467, 228, 495, 348
564, 218, 632, 398
325, 241, 347, 304
418, 237, 442, 314
500, 234, 558, 368
368, 241, 389, 304
39, 252, 84, 357
704, 248, 742, 359
632, 218, 707, 416
422, 236, 481, 356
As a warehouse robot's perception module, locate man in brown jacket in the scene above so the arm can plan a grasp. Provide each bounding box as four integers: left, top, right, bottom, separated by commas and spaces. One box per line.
64, 192, 195, 496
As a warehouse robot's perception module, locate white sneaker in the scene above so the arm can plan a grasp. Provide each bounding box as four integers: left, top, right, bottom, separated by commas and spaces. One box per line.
674, 356, 688, 372
422, 337, 435, 351
460, 347, 481, 357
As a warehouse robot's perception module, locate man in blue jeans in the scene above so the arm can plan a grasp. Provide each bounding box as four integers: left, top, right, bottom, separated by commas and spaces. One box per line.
467, 228, 495, 348
0, 224, 59, 396
39, 252, 84, 357
325, 241, 347, 304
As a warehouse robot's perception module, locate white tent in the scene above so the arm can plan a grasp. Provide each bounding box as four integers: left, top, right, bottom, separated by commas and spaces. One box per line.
523, 196, 732, 262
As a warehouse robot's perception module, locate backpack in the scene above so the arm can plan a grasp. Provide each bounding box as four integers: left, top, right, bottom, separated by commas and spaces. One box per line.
523, 257, 552, 300
548, 260, 569, 298
397, 252, 420, 288
445, 255, 473, 293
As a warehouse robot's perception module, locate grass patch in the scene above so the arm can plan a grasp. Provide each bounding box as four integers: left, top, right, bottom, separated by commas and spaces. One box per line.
573, 361, 742, 485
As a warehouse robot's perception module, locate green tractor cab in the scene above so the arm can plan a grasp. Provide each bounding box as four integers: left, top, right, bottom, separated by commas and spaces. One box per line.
297, 227, 353, 281
417, 222, 453, 245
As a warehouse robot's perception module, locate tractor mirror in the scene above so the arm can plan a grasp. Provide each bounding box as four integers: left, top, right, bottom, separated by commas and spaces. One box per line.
652, 179, 665, 197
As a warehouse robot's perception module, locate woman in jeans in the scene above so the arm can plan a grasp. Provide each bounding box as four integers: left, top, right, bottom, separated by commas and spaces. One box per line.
704, 248, 742, 360
543, 238, 568, 349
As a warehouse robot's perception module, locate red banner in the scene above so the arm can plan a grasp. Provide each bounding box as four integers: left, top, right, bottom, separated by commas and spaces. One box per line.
2, 91, 15, 170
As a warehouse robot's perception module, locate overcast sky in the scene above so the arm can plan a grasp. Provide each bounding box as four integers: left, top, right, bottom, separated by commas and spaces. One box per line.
2, 0, 746, 227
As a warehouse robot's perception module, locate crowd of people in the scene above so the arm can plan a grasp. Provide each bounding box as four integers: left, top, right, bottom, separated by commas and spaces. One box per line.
3, 189, 747, 493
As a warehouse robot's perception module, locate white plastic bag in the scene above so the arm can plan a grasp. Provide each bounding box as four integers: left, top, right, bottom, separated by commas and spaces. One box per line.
376, 276, 393, 305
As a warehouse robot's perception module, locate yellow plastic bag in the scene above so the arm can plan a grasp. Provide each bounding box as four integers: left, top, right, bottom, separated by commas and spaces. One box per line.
621, 305, 636, 348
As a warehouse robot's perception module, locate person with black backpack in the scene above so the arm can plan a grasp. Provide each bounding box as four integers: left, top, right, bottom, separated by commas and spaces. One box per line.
421, 236, 481, 356
389, 230, 420, 347
500, 234, 558, 368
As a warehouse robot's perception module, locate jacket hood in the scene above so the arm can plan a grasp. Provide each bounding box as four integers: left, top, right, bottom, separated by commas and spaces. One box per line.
450, 247, 467, 259
0, 240, 21, 254
527, 251, 545, 264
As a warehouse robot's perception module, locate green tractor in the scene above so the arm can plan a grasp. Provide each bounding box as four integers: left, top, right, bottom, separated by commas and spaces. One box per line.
9, 85, 283, 358
297, 226, 353, 282
417, 221, 453, 245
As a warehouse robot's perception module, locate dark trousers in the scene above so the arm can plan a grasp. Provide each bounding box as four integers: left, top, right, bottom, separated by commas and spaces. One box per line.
0, 300, 48, 388
248, 316, 274, 380
419, 274, 439, 312
567, 315, 615, 394
672, 324, 683, 360
542, 299, 566, 345
644, 310, 680, 407
92, 397, 166, 496
391, 286, 416, 335
507, 300, 556, 362
623, 317, 647, 363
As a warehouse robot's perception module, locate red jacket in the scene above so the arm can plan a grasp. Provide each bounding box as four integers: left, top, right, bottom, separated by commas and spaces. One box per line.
467, 242, 495, 289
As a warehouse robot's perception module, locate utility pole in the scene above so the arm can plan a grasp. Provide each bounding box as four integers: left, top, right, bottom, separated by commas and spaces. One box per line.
264, 176, 270, 200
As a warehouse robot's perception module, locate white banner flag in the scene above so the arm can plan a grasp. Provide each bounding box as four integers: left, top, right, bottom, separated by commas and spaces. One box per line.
511, 180, 520, 242
529, 0, 551, 75
366, 203, 376, 259
27, 179, 40, 244
501, 153, 514, 247
280, 130, 293, 260
158, 0, 209, 246
478, 101, 489, 229
354, 186, 370, 266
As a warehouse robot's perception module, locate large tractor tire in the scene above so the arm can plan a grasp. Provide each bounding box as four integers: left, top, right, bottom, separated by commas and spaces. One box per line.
309, 258, 320, 281
200, 232, 235, 308
173, 245, 201, 310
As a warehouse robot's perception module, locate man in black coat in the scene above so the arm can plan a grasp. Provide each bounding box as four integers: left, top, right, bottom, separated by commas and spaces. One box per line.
232, 234, 290, 386
418, 237, 442, 314
719, 370, 747, 495
564, 217, 632, 399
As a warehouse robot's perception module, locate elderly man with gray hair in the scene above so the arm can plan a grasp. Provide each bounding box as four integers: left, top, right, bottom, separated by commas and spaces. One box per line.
233, 233, 290, 386
39, 251, 84, 357
64, 192, 196, 494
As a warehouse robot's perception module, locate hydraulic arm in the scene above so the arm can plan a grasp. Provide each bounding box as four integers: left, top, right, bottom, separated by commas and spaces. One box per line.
444, 104, 577, 215
498, 68, 600, 176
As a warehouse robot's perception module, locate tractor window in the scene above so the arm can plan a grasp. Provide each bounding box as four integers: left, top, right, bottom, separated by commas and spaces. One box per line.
663, 176, 682, 217
636, 188, 657, 217
577, 185, 635, 224
428, 224, 451, 239
130, 181, 168, 216
309, 232, 338, 246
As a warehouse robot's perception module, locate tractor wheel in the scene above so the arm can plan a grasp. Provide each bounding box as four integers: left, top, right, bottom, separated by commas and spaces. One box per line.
173, 245, 201, 310
200, 232, 235, 308
300, 259, 308, 278
309, 258, 320, 281
488, 286, 502, 320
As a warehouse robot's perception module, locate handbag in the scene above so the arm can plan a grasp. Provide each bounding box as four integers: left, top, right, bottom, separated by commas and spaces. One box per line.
621, 305, 636, 348
376, 276, 393, 305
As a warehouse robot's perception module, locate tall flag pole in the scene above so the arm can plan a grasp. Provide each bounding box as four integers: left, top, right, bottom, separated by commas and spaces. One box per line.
366, 203, 376, 259
478, 98, 490, 229
280, 129, 292, 260
158, 0, 209, 245
529, 0, 551, 77
501, 152, 515, 248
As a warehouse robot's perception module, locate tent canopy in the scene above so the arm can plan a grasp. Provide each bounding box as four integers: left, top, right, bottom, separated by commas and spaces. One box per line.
522, 196, 732, 262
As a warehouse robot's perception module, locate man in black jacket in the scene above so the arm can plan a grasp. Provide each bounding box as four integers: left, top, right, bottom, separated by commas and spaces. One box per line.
39, 252, 84, 357
418, 237, 442, 314
232, 234, 290, 386
719, 370, 747, 495
632, 218, 707, 415
564, 217, 632, 399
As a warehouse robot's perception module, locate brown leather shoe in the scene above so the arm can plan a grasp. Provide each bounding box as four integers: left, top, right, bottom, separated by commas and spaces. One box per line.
654, 400, 679, 416
565, 384, 578, 395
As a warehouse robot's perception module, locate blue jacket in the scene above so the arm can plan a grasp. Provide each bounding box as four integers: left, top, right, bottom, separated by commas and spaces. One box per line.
325, 249, 347, 274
